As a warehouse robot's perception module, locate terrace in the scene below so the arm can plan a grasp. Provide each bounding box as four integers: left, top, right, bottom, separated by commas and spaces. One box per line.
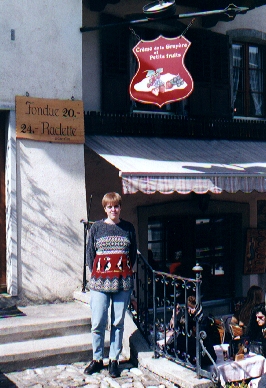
84, 111, 266, 140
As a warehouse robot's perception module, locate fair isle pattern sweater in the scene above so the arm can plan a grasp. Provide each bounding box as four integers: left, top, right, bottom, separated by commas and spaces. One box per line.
86, 219, 137, 293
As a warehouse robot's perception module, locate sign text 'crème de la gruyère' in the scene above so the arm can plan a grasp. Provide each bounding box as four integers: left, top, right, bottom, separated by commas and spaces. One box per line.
130, 35, 193, 107
16, 96, 84, 144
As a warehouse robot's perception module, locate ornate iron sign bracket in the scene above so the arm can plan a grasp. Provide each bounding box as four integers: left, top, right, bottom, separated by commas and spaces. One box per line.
80, 4, 249, 33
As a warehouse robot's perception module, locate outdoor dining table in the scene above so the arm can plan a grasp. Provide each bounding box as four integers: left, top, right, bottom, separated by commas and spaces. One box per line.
212, 344, 266, 387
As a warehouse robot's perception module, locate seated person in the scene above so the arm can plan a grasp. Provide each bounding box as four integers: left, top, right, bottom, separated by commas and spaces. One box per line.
184, 296, 221, 346
167, 295, 217, 367
231, 285, 264, 336
245, 303, 266, 357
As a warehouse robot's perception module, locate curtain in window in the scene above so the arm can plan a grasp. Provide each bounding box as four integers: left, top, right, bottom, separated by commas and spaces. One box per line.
249, 47, 263, 116
232, 45, 241, 106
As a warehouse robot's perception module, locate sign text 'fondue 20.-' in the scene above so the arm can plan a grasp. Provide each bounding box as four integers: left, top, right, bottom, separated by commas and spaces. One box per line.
16, 96, 84, 144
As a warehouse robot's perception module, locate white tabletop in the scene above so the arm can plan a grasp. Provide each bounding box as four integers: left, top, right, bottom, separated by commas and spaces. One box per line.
213, 345, 266, 386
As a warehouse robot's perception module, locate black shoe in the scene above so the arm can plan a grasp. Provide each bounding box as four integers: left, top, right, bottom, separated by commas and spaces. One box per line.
84, 360, 103, 375
108, 360, 120, 378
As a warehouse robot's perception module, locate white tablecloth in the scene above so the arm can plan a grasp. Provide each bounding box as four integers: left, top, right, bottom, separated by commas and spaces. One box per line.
213, 345, 266, 386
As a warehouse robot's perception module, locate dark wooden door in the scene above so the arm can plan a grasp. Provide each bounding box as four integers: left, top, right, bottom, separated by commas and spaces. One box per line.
0, 112, 6, 292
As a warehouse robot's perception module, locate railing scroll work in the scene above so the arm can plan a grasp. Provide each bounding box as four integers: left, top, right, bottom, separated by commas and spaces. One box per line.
131, 252, 220, 384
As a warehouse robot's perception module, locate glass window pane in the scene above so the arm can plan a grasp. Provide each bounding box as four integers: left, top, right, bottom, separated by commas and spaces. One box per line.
234, 90, 244, 116
148, 221, 163, 241
233, 42, 264, 117
233, 44, 244, 115
249, 46, 260, 69
195, 216, 233, 299
233, 44, 243, 68
148, 214, 239, 300
148, 242, 163, 263
148, 220, 163, 265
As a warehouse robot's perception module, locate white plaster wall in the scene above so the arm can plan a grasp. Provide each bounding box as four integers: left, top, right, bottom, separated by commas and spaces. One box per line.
1, 0, 87, 302
0, 0, 82, 103
17, 140, 87, 302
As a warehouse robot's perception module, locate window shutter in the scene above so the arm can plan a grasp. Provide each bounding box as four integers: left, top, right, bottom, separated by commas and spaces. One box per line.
186, 29, 232, 118
101, 14, 130, 113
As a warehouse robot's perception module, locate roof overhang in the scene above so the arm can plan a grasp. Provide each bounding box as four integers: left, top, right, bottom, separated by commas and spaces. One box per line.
85, 135, 266, 195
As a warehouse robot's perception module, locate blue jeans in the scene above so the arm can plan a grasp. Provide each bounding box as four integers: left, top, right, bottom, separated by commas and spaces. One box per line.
90, 289, 132, 361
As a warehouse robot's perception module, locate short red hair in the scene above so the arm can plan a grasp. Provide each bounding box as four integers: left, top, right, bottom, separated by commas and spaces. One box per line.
102, 192, 122, 208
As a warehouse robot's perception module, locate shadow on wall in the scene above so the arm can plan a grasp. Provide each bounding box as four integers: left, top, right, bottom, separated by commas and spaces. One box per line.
84, 145, 122, 223
15, 141, 84, 304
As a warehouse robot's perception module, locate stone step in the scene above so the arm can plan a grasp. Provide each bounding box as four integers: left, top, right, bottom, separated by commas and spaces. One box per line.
0, 301, 92, 344
0, 331, 110, 373
0, 294, 132, 374
0, 299, 111, 372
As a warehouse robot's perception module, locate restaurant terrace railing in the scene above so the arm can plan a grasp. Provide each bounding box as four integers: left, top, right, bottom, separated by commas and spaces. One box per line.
84, 111, 266, 140
131, 252, 220, 384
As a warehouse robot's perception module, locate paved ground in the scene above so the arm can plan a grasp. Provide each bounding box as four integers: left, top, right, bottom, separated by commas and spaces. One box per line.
0, 360, 179, 388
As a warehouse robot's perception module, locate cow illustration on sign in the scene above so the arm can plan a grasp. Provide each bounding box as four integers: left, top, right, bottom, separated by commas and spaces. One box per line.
130, 35, 194, 107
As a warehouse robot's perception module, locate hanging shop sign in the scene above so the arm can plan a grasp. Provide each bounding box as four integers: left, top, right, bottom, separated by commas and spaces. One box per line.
129, 35, 193, 107
16, 96, 84, 144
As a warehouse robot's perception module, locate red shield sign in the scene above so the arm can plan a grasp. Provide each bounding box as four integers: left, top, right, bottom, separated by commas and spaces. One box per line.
129, 35, 193, 107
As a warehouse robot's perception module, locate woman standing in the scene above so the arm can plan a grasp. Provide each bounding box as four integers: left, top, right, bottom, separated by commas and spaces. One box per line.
84, 192, 137, 378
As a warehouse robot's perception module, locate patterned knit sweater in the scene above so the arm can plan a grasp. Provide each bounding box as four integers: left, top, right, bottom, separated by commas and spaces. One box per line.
86, 219, 137, 293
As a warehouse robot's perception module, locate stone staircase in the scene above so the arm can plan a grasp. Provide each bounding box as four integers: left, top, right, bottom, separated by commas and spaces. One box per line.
0, 292, 111, 373
0, 292, 213, 388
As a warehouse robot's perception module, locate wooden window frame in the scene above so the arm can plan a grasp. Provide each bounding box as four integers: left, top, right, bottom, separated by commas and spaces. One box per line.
233, 42, 265, 117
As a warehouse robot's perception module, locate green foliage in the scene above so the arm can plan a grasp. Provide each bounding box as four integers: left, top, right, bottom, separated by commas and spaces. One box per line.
225, 381, 249, 388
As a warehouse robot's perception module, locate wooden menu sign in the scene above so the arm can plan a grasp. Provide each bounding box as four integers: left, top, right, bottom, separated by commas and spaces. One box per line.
16, 96, 84, 144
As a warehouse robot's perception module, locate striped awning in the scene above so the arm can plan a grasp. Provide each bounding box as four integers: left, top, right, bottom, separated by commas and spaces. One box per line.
85, 135, 266, 195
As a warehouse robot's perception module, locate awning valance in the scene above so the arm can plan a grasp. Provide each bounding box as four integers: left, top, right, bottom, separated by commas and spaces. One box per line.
85, 135, 266, 194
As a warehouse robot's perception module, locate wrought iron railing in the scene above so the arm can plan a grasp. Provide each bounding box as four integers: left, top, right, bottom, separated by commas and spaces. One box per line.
84, 111, 266, 140
132, 252, 220, 384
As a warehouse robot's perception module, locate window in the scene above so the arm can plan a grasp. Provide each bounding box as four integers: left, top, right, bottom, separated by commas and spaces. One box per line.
148, 214, 241, 301
195, 217, 232, 300
148, 220, 164, 268
233, 43, 265, 117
